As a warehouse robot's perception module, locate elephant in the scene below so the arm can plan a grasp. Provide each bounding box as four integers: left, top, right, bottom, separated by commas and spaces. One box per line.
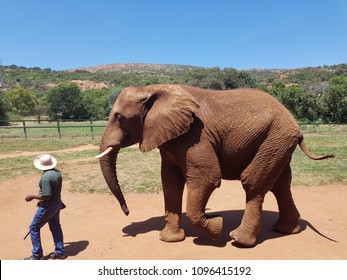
96, 84, 334, 247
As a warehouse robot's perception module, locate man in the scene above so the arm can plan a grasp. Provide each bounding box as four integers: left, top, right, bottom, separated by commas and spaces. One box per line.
24, 154, 66, 260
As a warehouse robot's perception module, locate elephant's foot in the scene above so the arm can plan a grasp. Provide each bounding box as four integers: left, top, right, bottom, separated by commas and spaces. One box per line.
272, 218, 301, 234
205, 215, 223, 240
230, 226, 257, 248
159, 225, 185, 242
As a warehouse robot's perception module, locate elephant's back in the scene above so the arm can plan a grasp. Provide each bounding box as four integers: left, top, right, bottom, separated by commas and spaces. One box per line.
181, 85, 301, 135
182, 86, 284, 111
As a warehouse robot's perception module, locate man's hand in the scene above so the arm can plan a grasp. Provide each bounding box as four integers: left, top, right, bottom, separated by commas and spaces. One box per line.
25, 195, 34, 202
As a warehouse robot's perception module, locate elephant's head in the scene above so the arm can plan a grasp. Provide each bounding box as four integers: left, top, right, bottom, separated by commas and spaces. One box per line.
96, 85, 199, 215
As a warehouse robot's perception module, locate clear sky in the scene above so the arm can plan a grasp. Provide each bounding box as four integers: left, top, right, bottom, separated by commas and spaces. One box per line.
1, 0, 346, 70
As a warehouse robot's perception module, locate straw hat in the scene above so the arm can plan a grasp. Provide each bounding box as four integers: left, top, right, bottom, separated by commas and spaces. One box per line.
34, 154, 57, 171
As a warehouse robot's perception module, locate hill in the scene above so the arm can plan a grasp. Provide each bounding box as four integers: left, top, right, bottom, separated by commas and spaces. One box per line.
1, 63, 346, 92
249, 64, 347, 85
71, 63, 347, 89
70, 63, 196, 75
0, 63, 198, 92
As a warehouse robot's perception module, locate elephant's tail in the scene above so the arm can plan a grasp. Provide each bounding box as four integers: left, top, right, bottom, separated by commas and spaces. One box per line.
298, 135, 335, 160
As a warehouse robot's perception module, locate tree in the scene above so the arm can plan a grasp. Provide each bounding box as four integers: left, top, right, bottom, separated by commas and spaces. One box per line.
109, 86, 123, 105
47, 82, 87, 119
81, 88, 111, 118
222, 68, 241, 89
182, 67, 257, 90
0, 91, 8, 120
320, 76, 347, 123
267, 82, 318, 121
5, 88, 38, 116
237, 70, 258, 88
281, 85, 317, 121
268, 81, 285, 99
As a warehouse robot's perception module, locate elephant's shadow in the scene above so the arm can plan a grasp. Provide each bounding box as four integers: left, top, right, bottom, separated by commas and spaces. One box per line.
122, 210, 317, 247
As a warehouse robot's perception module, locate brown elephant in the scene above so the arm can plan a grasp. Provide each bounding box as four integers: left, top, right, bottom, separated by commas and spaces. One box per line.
96, 84, 334, 247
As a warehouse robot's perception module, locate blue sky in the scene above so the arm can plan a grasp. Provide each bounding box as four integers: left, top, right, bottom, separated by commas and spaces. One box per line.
1, 0, 346, 70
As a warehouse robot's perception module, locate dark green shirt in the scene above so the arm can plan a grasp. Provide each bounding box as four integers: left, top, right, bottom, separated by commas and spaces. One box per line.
39, 169, 62, 202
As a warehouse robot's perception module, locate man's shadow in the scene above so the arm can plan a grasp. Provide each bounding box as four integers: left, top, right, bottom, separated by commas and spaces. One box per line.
64, 240, 89, 256
42, 240, 89, 259
122, 209, 337, 247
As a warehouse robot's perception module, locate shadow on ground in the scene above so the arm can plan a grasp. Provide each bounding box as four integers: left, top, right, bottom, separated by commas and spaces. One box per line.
122, 209, 336, 247
64, 240, 89, 257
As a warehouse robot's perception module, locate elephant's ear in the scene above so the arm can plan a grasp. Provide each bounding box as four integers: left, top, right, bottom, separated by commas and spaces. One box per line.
139, 85, 199, 152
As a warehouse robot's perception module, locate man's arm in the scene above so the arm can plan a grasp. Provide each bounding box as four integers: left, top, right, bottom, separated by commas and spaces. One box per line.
25, 194, 51, 202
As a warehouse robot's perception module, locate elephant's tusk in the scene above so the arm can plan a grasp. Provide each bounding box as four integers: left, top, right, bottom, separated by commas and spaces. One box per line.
95, 146, 114, 159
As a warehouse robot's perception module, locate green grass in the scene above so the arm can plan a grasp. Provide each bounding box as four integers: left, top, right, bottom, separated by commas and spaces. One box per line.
0, 157, 36, 179
0, 139, 100, 153
291, 134, 347, 186
0, 138, 98, 182
0, 141, 162, 194
299, 124, 347, 134
1, 127, 346, 196
68, 148, 161, 194
117, 148, 161, 193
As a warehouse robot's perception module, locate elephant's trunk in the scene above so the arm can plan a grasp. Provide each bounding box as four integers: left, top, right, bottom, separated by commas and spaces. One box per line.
98, 146, 129, 216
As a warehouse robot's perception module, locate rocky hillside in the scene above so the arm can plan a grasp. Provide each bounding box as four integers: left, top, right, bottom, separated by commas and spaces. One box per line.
1, 63, 346, 92
248, 64, 347, 85
70, 63, 196, 75
71, 63, 347, 86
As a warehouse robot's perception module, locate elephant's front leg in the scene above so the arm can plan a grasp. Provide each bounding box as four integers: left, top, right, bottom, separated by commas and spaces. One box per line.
159, 163, 186, 242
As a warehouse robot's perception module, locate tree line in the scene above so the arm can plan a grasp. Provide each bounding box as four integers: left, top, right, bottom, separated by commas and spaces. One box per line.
0, 64, 346, 123
0, 83, 115, 120
259, 75, 347, 123
0, 67, 257, 121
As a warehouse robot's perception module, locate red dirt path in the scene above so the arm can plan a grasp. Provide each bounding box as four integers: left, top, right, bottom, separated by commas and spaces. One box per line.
1, 174, 346, 260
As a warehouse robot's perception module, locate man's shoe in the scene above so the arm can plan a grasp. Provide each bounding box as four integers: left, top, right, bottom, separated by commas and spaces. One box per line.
24, 255, 43, 260
49, 252, 67, 260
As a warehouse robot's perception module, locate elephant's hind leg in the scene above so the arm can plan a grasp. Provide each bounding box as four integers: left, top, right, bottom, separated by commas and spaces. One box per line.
230, 193, 264, 247
270, 164, 301, 234
184, 146, 223, 240
185, 183, 223, 240
233, 137, 298, 247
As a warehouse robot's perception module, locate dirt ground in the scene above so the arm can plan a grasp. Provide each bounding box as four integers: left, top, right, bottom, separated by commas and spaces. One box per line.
0, 148, 346, 260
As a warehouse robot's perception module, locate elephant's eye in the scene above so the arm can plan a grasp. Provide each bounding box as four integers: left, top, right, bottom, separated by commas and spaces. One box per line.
115, 113, 123, 123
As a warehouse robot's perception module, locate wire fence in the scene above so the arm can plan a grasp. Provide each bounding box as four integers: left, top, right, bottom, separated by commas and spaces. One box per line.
0, 119, 346, 140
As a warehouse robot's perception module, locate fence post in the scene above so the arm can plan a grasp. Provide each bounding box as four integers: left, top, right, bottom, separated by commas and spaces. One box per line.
22, 120, 27, 140
57, 120, 61, 139
90, 119, 95, 139
316, 121, 320, 133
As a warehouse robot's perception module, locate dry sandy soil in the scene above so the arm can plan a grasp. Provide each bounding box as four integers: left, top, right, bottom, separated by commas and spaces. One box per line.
0, 147, 346, 260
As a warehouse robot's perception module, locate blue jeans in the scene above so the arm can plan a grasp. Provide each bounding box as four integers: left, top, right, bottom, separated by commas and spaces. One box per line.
29, 201, 65, 258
